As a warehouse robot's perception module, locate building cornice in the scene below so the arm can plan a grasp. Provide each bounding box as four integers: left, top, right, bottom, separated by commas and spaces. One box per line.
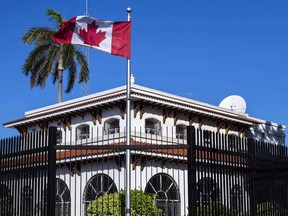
4, 84, 263, 128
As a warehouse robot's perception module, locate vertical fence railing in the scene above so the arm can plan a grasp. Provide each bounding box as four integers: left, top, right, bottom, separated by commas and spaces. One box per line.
187, 126, 197, 216
188, 128, 288, 216
0, 127, 56, 216
47, 127, 57, 216
248, 138, 288, 215
1, 126, 288, 216
248, 138, 257, 216
54, 126, 189, 215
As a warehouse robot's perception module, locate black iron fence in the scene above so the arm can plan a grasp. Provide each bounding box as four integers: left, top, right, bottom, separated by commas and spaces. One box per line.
54, 126, 189, 216
0, 129, 56, 216
187, 126, 288, 216
1, 126, 288, 216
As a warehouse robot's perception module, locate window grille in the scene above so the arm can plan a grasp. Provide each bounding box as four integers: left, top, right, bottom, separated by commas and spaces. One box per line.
196, 178, 221, 205
176, 124, 187, 139
104, 118, 120, 135
76, 124, 90, 140
83, 174, 118, 210
145, 118, 161, 135
55, 179, 71, 216
145, 173, 180, 216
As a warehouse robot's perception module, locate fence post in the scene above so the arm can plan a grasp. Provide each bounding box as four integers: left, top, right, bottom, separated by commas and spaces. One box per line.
187, 126, 197, 216
47, 127, 57, 216
248, 138, 257, 216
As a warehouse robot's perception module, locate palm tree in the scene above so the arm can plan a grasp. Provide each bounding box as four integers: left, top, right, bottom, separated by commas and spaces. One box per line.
22, 9, 89, 103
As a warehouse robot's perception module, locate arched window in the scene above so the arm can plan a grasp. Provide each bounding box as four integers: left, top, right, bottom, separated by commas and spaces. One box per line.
176, 124, 187, 139
21, 186, 33, 215
145, 173, 180, 216
0, 184, 13, 215
104, 118, 120, 135
55, 179, 71, 216
83, 174, 118, 210
76, 124, 90, 141
43, 179, 71, 216
230, 185, 243, 210
145, 118, 161, 135
196, 178, 221, 205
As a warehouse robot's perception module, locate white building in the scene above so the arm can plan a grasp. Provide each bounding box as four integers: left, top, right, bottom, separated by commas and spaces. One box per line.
3, 84, 286, 215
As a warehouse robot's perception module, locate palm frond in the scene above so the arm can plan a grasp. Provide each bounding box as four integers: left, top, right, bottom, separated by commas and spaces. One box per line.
22, 44, 58, 89
51, 64, 59, 84
22, 44, 50, 75
47, 9, 64, 28
65, 60, 77, 93
22, 9, 90, 102
74, 49, 89, 83
62, 45, 77, 93
22, 27, 55, 46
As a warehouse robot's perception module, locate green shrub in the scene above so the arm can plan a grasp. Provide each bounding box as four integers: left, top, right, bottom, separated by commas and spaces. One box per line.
86, 189, 162, 216
196, 203, 240, 216
256, 201, 287, 216
197, 203, 225, 216
240, 201, 288, 216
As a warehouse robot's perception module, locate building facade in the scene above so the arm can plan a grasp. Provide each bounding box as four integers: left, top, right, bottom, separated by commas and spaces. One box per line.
3, 84, 286, 215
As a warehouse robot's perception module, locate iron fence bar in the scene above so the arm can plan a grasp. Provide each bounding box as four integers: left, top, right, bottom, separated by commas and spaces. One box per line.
248, 138, 257, 216
187, 126, 197, 216
47, 127, 57, 216
2, 126, 288, 216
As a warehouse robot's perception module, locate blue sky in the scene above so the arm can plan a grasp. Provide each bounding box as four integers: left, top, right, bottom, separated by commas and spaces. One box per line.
0, 0, 287, 143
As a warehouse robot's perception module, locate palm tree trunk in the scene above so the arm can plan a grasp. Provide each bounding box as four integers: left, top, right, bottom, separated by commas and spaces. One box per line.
57, 45, 64, 103
57, 69, 63, 103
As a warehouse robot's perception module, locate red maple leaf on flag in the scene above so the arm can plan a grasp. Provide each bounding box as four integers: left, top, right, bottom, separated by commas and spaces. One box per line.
79, 21, 106, 47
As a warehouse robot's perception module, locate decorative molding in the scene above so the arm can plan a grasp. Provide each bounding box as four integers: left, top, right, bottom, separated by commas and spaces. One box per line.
140, 157, 149, 171
163, 109, 171, 124
16, 127, 27, 135
133, 102, 144, 119
115, 157, 122, 171
39, 122, 49, 131
173, 112, 179, 126
225, 124, 230, 134
66, 162, 81, 176
119, 103, 126, 120
217, 122, 223, 133
198, 117, 202, 129
61, 116, 72, 131
238, 127, 246, 137
188, 115, 193, 125
132, 156, 141, 170
90, 109, 102, 125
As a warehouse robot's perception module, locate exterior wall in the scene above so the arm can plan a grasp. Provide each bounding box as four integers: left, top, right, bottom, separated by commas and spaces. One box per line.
2, 85, 286, 215
48, 104, 246, 147
247, 122, 285, 145
55, 158, 249, 216
56, 159, 189, 216
24, 102, 285, 147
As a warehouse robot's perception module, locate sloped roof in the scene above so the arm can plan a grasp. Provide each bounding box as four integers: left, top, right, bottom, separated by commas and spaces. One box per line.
3, 84, 260, 128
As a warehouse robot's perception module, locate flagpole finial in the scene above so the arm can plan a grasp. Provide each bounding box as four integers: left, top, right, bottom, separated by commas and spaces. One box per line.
126, 7, 132, 13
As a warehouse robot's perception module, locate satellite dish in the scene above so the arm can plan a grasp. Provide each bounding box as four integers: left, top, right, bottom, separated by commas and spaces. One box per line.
219, 95, 247, 113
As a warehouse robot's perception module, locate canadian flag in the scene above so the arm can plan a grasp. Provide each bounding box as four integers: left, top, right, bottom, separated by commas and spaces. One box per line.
52, 16, 131, 58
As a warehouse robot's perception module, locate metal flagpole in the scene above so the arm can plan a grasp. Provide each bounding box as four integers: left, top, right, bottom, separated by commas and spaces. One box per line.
125, 7, 132, 216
